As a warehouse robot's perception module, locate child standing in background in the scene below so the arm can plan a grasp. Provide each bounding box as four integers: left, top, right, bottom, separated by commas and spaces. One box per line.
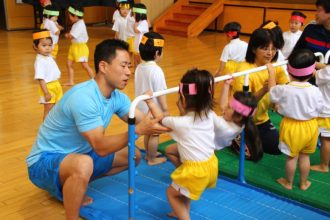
33, 30, 63, 120
311, 65, 330, 173
41, 4, 63, 58
145, 69, 218, 219
65, 4, 94, 86
112, 1, 130, 41
215, 22, 248, 77
135, 32, 168, 165
282, 11, 307, 59
268, 49, 324, 190
133, 3, 149, 66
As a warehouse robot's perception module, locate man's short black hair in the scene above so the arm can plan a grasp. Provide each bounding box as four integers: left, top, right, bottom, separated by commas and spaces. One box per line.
139, 32, 164, 61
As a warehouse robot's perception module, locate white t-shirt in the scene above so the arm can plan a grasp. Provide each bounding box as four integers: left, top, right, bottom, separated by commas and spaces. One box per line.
270, 81, 324, 120
127, 15, 135, 38
214, 116, 243, 150
112, 9, 121, 22
70, 19, 88, 43
162, 111, 217, 162
34, 54, 61, 83
112, 15, 128, 41
316, 66, 330, 117
281, 30, 302, 59
134, 61, 167, 113
134, 20, 149, 53
43, 18, 59, 45
220, 38, 248, 62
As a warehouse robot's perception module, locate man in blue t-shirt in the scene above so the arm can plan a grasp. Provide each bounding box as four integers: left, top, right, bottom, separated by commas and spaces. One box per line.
26, 39, 169, 220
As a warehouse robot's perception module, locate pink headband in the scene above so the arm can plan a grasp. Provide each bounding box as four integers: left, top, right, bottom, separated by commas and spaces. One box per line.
230, 98, 256, 117
226, 31, 238, 38
287, 63, 315, 77
291, 15, 305, 24
179, 83, 197, 95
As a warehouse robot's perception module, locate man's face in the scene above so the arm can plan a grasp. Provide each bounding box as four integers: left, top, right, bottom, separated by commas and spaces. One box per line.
315, 6, 330, 25
104, 49, 131, 90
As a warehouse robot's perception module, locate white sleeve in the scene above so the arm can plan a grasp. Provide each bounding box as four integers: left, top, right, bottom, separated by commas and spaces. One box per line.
152, 69, 167, 91
220, 45, 230, 62
112, 20, 119, 32
316, 66, 330, 86
269, 85, 285, 104
70, 22, 81, 39
48, 21, 59, 35
137, 20, 149, 33
34, 60, 46, 80
162, 117, 181, 141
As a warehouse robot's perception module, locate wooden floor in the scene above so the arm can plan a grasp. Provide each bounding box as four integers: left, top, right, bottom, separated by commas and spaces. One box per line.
0, 26, 250, 219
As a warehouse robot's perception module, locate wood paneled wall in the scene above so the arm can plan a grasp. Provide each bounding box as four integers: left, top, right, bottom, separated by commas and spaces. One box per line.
4, 1, 34, 30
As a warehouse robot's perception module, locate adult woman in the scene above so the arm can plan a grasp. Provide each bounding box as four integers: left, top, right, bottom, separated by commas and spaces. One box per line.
232, 28, 289, 155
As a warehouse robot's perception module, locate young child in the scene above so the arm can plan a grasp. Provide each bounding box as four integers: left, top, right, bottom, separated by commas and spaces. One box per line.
282, 11, 307, 59
33, 29, 63, 120
41, 4, 63, 58
112, 0, 131, 23
216, 78, 263, 161
215, 22, 248, 77
268, 49, 324, 190
311, 65, 330, 173
132, 3, 149, 66
145, 68, 218, 219
112, 1, 130, 41
65, 4, 94, 86
135, 32, 168, 166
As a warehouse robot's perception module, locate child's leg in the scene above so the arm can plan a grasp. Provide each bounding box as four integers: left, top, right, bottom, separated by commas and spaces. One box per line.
298, 153, 312, 190
166, 186, 191, 220
146, 135, 166, 166
43, 103, 54, 121
64, 59, 75, 86
165, 144, 181, 167
81, 62, 94, 79
311, 136, 330, 172
277, 155, 298, 190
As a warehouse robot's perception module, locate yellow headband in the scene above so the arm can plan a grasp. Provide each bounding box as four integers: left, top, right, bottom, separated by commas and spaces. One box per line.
119, 3, 130, 9
141, 36, 164, 47
262, 21, 277, 29
32, 31, 51, 40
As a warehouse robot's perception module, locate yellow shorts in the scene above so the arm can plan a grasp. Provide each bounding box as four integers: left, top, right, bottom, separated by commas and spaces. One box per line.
279, 117, 319, 157
52, 43, 59, 59
38, 80, 63, 104
223, 60, 238, 75
317, 117, 330, 137
127, 37, 135, 53
68, 43, 89, 62
171, 154, 218, 200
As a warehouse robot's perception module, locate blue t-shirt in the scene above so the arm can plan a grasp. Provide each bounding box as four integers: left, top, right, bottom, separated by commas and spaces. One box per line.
26, 79, 131, 167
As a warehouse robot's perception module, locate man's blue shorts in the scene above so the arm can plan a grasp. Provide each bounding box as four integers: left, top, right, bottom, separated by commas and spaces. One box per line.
28, 151, 115, 200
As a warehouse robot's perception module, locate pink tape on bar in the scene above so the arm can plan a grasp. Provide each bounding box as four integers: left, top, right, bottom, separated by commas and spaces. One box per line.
287, 63, 315, 77
230, 98, 255, 117
226, 31, 238, 38
179, 83, 197, 95
291, 15, 305, 24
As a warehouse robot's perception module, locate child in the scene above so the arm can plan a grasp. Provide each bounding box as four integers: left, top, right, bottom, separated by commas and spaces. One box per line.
135, 32, 168, 166
311, 65, 330, 173
33, 29, 63, 120
112, 1, 130, 41
268, 49, 324, 190
145, 68, 218, 219
132, 3, 149, 66
41, 4, 63, 58
282, 11, 307, 59
216, 78, 263, 161
215, 22, 248, 77
112, 0, 132, 23
64, 4, 94, 86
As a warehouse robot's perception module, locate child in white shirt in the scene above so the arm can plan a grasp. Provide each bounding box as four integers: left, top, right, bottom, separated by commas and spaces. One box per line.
215, 22, 247, 77
64, 4, 94, 86
33, 29, 63, 120
282, 11, 306, 59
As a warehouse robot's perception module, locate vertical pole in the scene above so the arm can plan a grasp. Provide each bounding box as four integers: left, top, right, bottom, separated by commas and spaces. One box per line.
128, 118, 136, 220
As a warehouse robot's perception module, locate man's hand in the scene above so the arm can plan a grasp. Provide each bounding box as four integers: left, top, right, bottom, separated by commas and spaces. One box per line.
135, 112, 170, 136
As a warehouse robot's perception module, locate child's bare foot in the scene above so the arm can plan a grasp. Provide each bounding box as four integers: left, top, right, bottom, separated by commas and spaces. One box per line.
167, 211, 177, 218
82, 195, 93, 206
300, 180, 311, 191
310, 164, 329, 173
148, 157, 167, 166
276, 177, 292, 190
62, 82, 75, 86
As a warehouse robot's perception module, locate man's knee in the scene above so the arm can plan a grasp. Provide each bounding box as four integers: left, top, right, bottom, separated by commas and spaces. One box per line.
61, 154, 94, 182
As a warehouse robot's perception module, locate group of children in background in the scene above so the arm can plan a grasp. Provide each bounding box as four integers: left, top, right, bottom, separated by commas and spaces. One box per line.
31, 1, 330, 218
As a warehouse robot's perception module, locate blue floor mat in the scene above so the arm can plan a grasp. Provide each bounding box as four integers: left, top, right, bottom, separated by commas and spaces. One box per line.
80, 159, 330, 220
